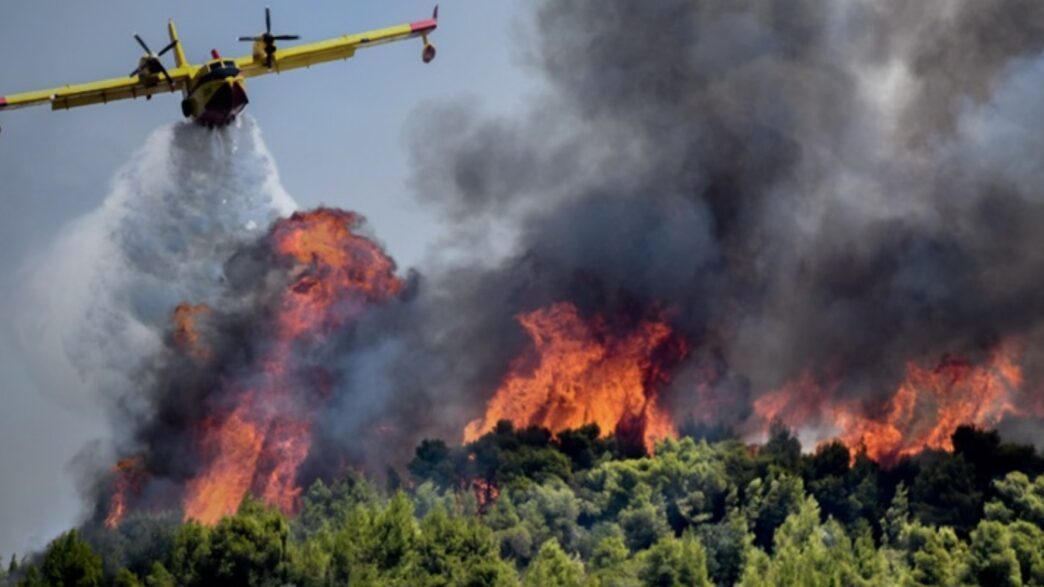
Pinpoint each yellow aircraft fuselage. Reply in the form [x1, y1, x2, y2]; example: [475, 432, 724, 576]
[182, 58, 249, 127]
[0, 8, 439, 134]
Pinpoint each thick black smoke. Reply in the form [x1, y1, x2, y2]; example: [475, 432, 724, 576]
[312, 0, 1044, 457]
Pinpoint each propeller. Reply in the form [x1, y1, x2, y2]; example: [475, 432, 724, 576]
[238, 7, 300, 67]
[130, 33, 177, 84]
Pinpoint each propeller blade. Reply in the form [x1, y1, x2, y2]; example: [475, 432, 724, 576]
[158, 64, 173, 85]
[272, 35, 299, 40]
[157, 40, 178, 57]
[129, 68, 140, 78]
[265, 7, 272, 34]
[238, 36, 259, 42]
[134, 33, 152, 55]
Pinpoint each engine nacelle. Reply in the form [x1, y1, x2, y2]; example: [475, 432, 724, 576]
[422, 42, 437, 64]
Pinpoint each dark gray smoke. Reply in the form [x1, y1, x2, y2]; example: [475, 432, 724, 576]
[311, 0, 1044, 456]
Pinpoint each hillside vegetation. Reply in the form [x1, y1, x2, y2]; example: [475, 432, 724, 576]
[5, 423, 1044, 587]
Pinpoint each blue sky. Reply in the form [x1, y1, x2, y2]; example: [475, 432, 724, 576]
[0, 0, 535, 556]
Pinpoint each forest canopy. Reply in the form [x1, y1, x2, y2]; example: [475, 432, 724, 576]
[4, 423, 1044, 587]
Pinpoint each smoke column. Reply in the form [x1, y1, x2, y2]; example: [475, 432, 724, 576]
[343, 0, 1044, 459]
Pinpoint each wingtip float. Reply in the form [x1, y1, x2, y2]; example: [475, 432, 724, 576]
[0, 6, 439, 135]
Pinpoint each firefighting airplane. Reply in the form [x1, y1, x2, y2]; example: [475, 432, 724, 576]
[0, 7, 438, 133]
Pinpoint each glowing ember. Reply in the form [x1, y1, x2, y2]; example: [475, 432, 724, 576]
[172, 303, 211, 359]
[471, 478, 500, 513]
[464, 302, 685, 452]
[754, 342, 1025, 466]
[182, 209, 401, 525]
[104, 456, 146, 528]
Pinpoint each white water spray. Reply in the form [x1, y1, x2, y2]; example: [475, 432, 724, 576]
[13, 116, 297, 417]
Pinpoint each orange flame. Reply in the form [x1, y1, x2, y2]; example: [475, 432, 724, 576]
[183, 402, 265, 524]
[104, 456, 146, 528]
[471, 478, 500, 513]
[464, 302, 684, 452]
[754, 342, 1025, 465]
[182, 209, 401, 525]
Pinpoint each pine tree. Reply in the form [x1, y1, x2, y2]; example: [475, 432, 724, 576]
[524, 539, 586, 587]
[881, 482, 909, 548]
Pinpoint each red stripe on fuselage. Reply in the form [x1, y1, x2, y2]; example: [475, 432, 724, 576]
[0, 96, 7, 108]
[410, 18, 438, 33]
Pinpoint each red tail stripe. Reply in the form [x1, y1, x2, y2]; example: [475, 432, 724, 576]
[0, 96, 7, 108]
[410, 18, 438, 33]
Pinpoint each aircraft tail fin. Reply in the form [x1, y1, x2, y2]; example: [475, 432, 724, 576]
[168, 19, 189, 69]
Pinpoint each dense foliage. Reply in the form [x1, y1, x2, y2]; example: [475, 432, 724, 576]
[5, 423, 1044, 586]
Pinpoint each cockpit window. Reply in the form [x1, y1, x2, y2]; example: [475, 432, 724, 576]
[197, 61, 241, 85]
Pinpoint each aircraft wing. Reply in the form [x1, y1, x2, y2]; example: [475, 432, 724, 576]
[0, 69, 191, 112]
[233, 13, 438, 78]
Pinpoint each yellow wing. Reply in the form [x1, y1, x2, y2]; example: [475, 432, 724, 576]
[233, 11, 438, 78]
[0, 69, 191, 112]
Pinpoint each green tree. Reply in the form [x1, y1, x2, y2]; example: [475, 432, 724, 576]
[37, 530, 103, 587]
[589, 534, 629, 571]
[637, 533, 711, 587]
[295, 474, 382, 538]
[203, 497, 290, 587]
[286, 534, 333, 587]
[900, 522, 968, 587]
[851, 522, 888, 586]
[371, 492, 419, 573]
[415, 504, 517, 587]
[759, 422, 801, 473]
[1006, 520, 1044, 585]
[513, 481, 584, 557]
[952, 426, 1044, 500]
[967, 520, 1022, 587]
[908, 453, 981, 533]
[986, 472, 1044, 527]
[113, 568, 141, 587]
[739, 497, 864, 586]
[556, 424, 610, 471]
[744, 470, 805, 551]
[409, 440, 460, 490]
[485, 493, 534, 563]
[329, 505, 381, 585]
[329, 492, 418, 585]
[144, 562, 175, 587]
[89, 511, 180, 580]
[17, 566, 44, 587]
[170, 522, 210, 586]
[695, 510, 752, 587]
[803, 443, 881, 531]
[619, 497, 670, 552]
[881, 482, 909, 548]
[524, 539, 585, 587]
